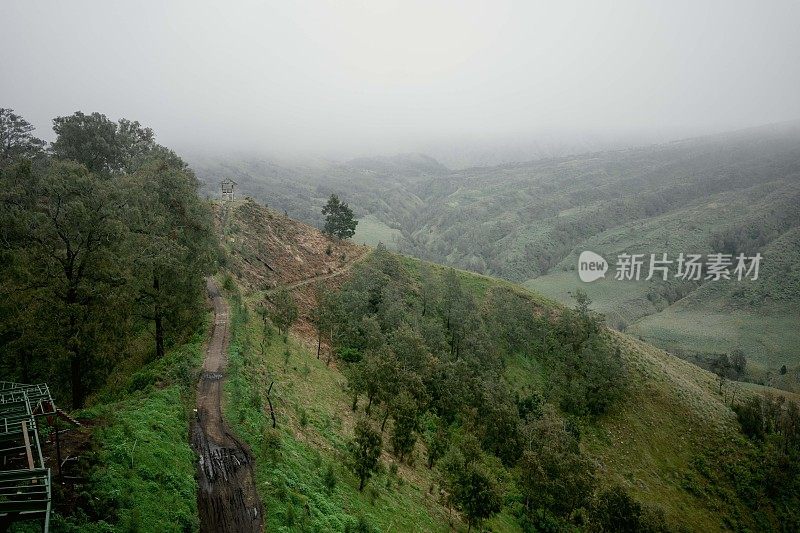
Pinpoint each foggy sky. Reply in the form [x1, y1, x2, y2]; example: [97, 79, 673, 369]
[2, 0, 799, 159]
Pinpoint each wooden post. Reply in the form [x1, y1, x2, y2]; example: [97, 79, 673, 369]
[54, 419, 63, 480]
[21, 420, 34, 470]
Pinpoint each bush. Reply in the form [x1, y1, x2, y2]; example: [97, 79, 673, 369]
[338, 346, 362, 363]
[322, 463, 337, 492]
[345, 514, 374, 533]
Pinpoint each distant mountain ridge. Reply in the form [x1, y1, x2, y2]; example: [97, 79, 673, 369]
[189, 122, 800, 385]
[344, 152, 449, 176]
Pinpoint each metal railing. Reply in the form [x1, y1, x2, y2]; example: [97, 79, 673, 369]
[0, 382, 55, 532]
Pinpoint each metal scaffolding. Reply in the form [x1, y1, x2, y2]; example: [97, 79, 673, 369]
[0, 381, 57, 532]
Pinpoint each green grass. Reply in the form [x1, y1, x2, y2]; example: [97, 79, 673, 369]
[524, 271, 654, 329]
[53, 334, 204, 532]
[354, 215, 403, 249]
[628, 303, 800, 370]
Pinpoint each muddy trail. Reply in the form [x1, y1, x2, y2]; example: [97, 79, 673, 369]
[191, 279, 263, 533]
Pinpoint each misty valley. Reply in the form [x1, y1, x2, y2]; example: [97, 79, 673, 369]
[2, 1, 800, 532]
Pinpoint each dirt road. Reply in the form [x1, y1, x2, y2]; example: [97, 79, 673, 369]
[191, 279, 263, 533]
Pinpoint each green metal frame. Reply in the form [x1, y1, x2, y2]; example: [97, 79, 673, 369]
[0, 382, 55, 532]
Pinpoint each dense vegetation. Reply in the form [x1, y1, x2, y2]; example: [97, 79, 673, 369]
[318, 246, 652, 530]
[190, 124, 800, 388]
[0, 107, 214, 531]
[219, 231, 800, 531]
[54, 334, 204, 532]
[3, 106, 798, 531]
[0, 109, 216, 407]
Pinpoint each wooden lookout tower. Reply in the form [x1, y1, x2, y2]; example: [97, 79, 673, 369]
[220, 178, 237, 201]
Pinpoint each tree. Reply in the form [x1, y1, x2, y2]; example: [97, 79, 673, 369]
[348, 344, 399, 416]
[349, 418, 382, 491]
[711, 354, 732, 394]
[322, 193, 357, 239]
[418, 263, 441, 318]
[589, 486, 668, 533]
[270, 287, 298, 337]
[124, 154, 214, 358]
[590, 486, 642, 532]
[439, 435, 503, 532]
[422, 415, 449, 469]
[311, 283, 336, 359]
[3, 160, 128, 407]
[457, 462, 503, 532]
[0, 108, 45, 165]
[51, 111, 156, 174]
[573, 289, 592, 318]
[390, 389, 420, 462]
[554, 334, 625, 417]
[730, 349, 747, 378]
[478, 379, 522, 465]
[515, 406, 596, 519]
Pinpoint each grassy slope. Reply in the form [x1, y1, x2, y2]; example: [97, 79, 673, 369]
[214, 198, 798, 531]
[53, 331, 205, 532]
[409, 259, 759, 531]
[353, 215, 402, 249]
[628, 228, 800, 373]
[526, 190, 800, 377]
[221, 248, 799, 532]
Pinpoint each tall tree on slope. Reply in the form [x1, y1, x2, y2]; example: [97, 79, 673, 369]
[322, 193, 358, 239]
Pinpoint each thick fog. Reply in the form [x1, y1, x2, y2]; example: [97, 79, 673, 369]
[2, 0, 799, 160]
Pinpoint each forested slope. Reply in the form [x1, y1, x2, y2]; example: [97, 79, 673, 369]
[218, 199, 800, 532]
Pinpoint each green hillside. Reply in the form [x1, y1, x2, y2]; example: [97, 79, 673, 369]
[216, 201, 800, 532]
[190, 123, 800, 387]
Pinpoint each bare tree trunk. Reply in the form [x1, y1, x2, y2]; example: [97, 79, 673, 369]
[70, 352, 83, 409]
[326, 326, 334, 366]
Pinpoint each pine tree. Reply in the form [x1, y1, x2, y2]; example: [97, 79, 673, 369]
[0, 108, 45, 164]
[322, 193, 358, 239]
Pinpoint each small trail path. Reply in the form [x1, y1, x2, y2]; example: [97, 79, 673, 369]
[192, 279, 263, 533]
[264, 249, 371, 296]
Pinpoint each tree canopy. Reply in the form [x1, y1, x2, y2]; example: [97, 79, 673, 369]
[322, 193, 357, 239]
[0, 108, 46, 164]
[0, 110, 215, 407]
